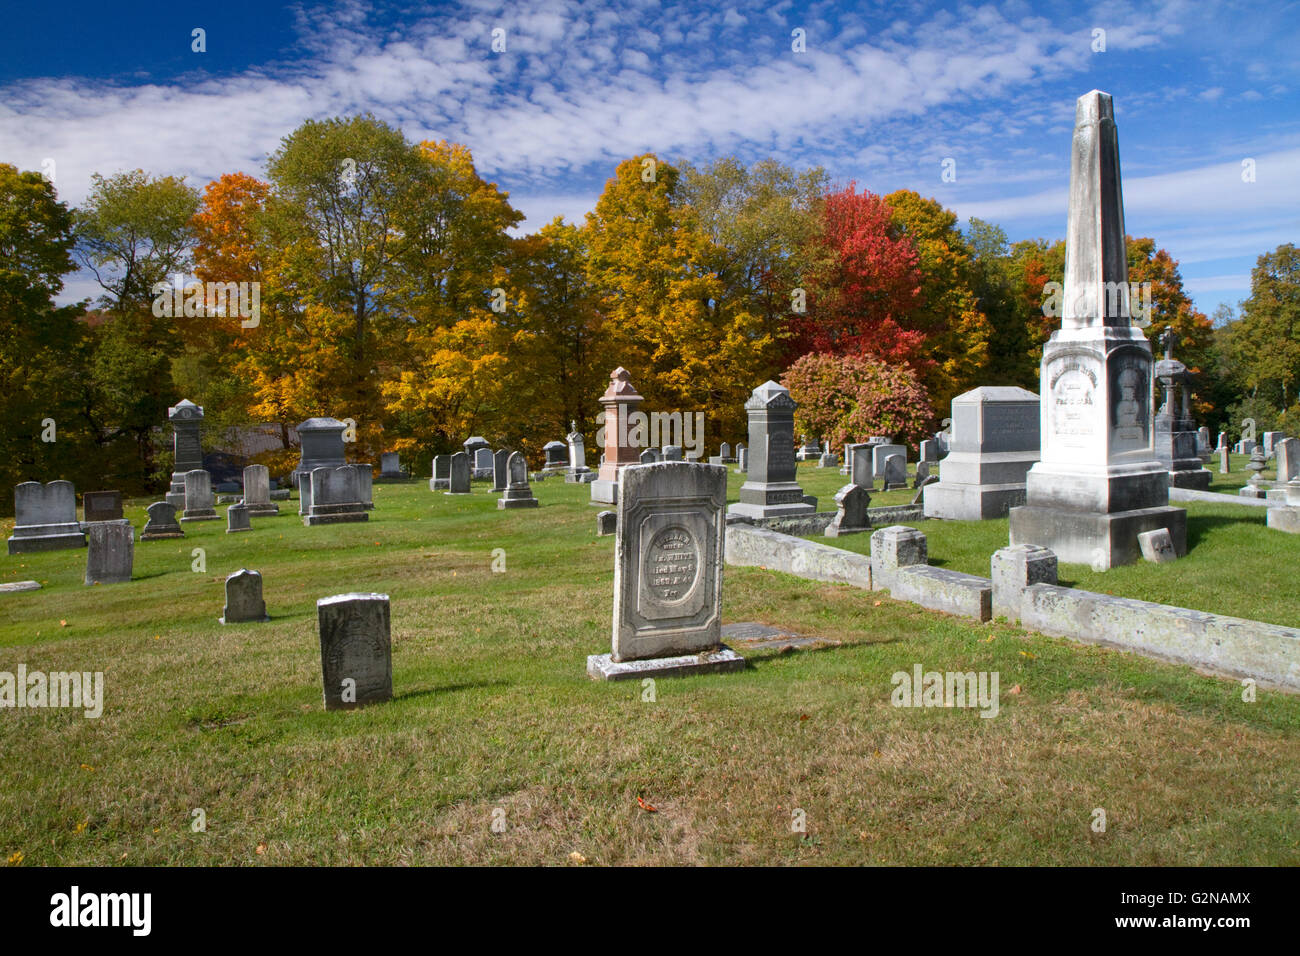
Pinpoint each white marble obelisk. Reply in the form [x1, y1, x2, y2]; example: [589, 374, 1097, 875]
[1008, 91, 1185, 569]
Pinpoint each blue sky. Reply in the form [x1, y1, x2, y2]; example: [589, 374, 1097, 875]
[1, 0, 1297, 317]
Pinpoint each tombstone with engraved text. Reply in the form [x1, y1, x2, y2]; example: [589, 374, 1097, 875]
[587, 461, 742, 681]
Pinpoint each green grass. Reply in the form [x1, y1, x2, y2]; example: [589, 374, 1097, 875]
[807, 454, 1300, 629]
[0, 464, 1297, 866]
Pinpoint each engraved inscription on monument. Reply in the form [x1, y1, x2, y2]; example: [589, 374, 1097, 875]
[646, 526, 700, 603]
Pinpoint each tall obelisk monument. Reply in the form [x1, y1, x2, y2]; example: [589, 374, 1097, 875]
[1008, 91, 1185, 569]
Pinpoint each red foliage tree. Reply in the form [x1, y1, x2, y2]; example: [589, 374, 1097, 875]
[781, 351, 933, 449]
[793, 183, 924, 364]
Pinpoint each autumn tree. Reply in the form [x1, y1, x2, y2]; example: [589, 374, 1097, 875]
[1220, 243, 1300, 430]
[795, 183, 923, 364]
[884, 190, 991, 414]
[781, 352, 932, 450]
[584, 154, 769, 442]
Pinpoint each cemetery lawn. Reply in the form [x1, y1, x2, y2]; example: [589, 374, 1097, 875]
[801, 455, 1300, 630]
[1, 470, 1298, 867]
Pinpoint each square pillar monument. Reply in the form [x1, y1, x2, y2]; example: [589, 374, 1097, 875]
[1008, 91, 1185, 569]
[591, 367, 645, 505]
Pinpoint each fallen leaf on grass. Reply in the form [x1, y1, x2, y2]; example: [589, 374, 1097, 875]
[1008, 684, 1022, 695]
[255, 843, 267, 855]
[636, 796, 657, 813]
[568, 851, 587, 865]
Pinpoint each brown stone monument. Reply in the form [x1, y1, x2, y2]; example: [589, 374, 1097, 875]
[591, 367, 645, 505]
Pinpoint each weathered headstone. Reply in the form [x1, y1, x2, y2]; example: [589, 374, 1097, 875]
[1008, 91, 1185, 568]
[596, 510, 617, 536]
[919, 439, 937, 464]
[662, 445, 683, 462]
[824, 484, 870, 538]
[849, 444, 873, 489]
[498, 452, 539, 509]
[736, 446, 748, 474]
[472, 447, 493, 480]
[302, 466, 369, 524]
[869, 443, 906, 480]
[83, 491, 123, 523]
[818, 443, 838, 468]
[1137, 528, 1177, 564]
[592, 367, 645, 505]
[430, 455, 451, 491]
[1219, 444, 1230, 474]
[588, 461, 740, 680]
[317, 593, 392, 710]
[492, 449, 510, 493]
[542, 441, 568, 473]
[141, 501, 184, 540]
[220, 569, 268, 624]
[639, 449, 658, 464]
[913, 460, 931, 488]
[1275, 438, 1299, 484]
[883, 453, 907, 491]
[167, 399, 204, 509]
[445, 452, 471, 494]
[8, 481, 86, 554]
[242, 464, 279, 516]
[1153, 331, 1211, 489]
[226, 503, 252, 533]
[293, 417, 348, 487]
[924, 386, 1041, 520]
[181, 470, 219, 522]
[84, 521, 133, 585]
[727, 381, 815, 519]
[1196, 426, 1212, 463]
[1263, 431, 1286, 457]
[353, 463, 374, 510]
[719, 442, 732, 462]
[796, 435, 821, 462]
[565, 421, 594, 483]
[379, 452, 403, 480]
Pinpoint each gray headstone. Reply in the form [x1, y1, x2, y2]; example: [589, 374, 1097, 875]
[168, 399, 204, 500]
[380, 452, 402, 477]
[226, 503, 252, 533]
[141, 501, 184, 540]
[84, 521, 133, 585]
[302, 465, 369, 525]
[498, 451, 538, 509]
[849, 444, 873, 489]
[1275, 438, 1299, 483]
[883, 453, 907, 490]
[543, 440, 568, 470]
[474, 447, 495, 479]
[351, 463, 374, 509]
[736, 446, 749, 474]
[1137, 528, 1177, 563]
[924, 386, 1040, 520]
[871, 443, 907, 479]
[919, 439, 937, 463]
[181, 470, 218, 521]
[663, 445, 683, 462]
[8, 480, 86, 554]
[596, 510, 617, 536]
[825, 484, 870, 538]
[728, 380, 814, 520]
[492, 449, 510, 492]
[639, 449, 658, 464]
[601, 461, 731, 665]
[913, 460, 931, 488]
[317, 593, 392, 711]
[430, 454, 451, 491]
[221, 569, 268, 624]
[83, 490, 123, 523]
[566, 424, 591, 477]
[242, 464, 278, 515]
[1220, 444, 1230, 474]
[446, 452, 471, 494]
[719, 442, 731, 460]
[293, 417, 348, 487]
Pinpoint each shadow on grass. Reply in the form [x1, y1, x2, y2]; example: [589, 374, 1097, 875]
[1186, 511, 1265, 549]
[393, 680, 511, 702]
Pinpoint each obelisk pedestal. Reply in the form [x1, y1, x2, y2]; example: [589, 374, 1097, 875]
[591, 367, 645, 505]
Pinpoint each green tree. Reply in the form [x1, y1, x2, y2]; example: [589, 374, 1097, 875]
[0, 164, 92, 509]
